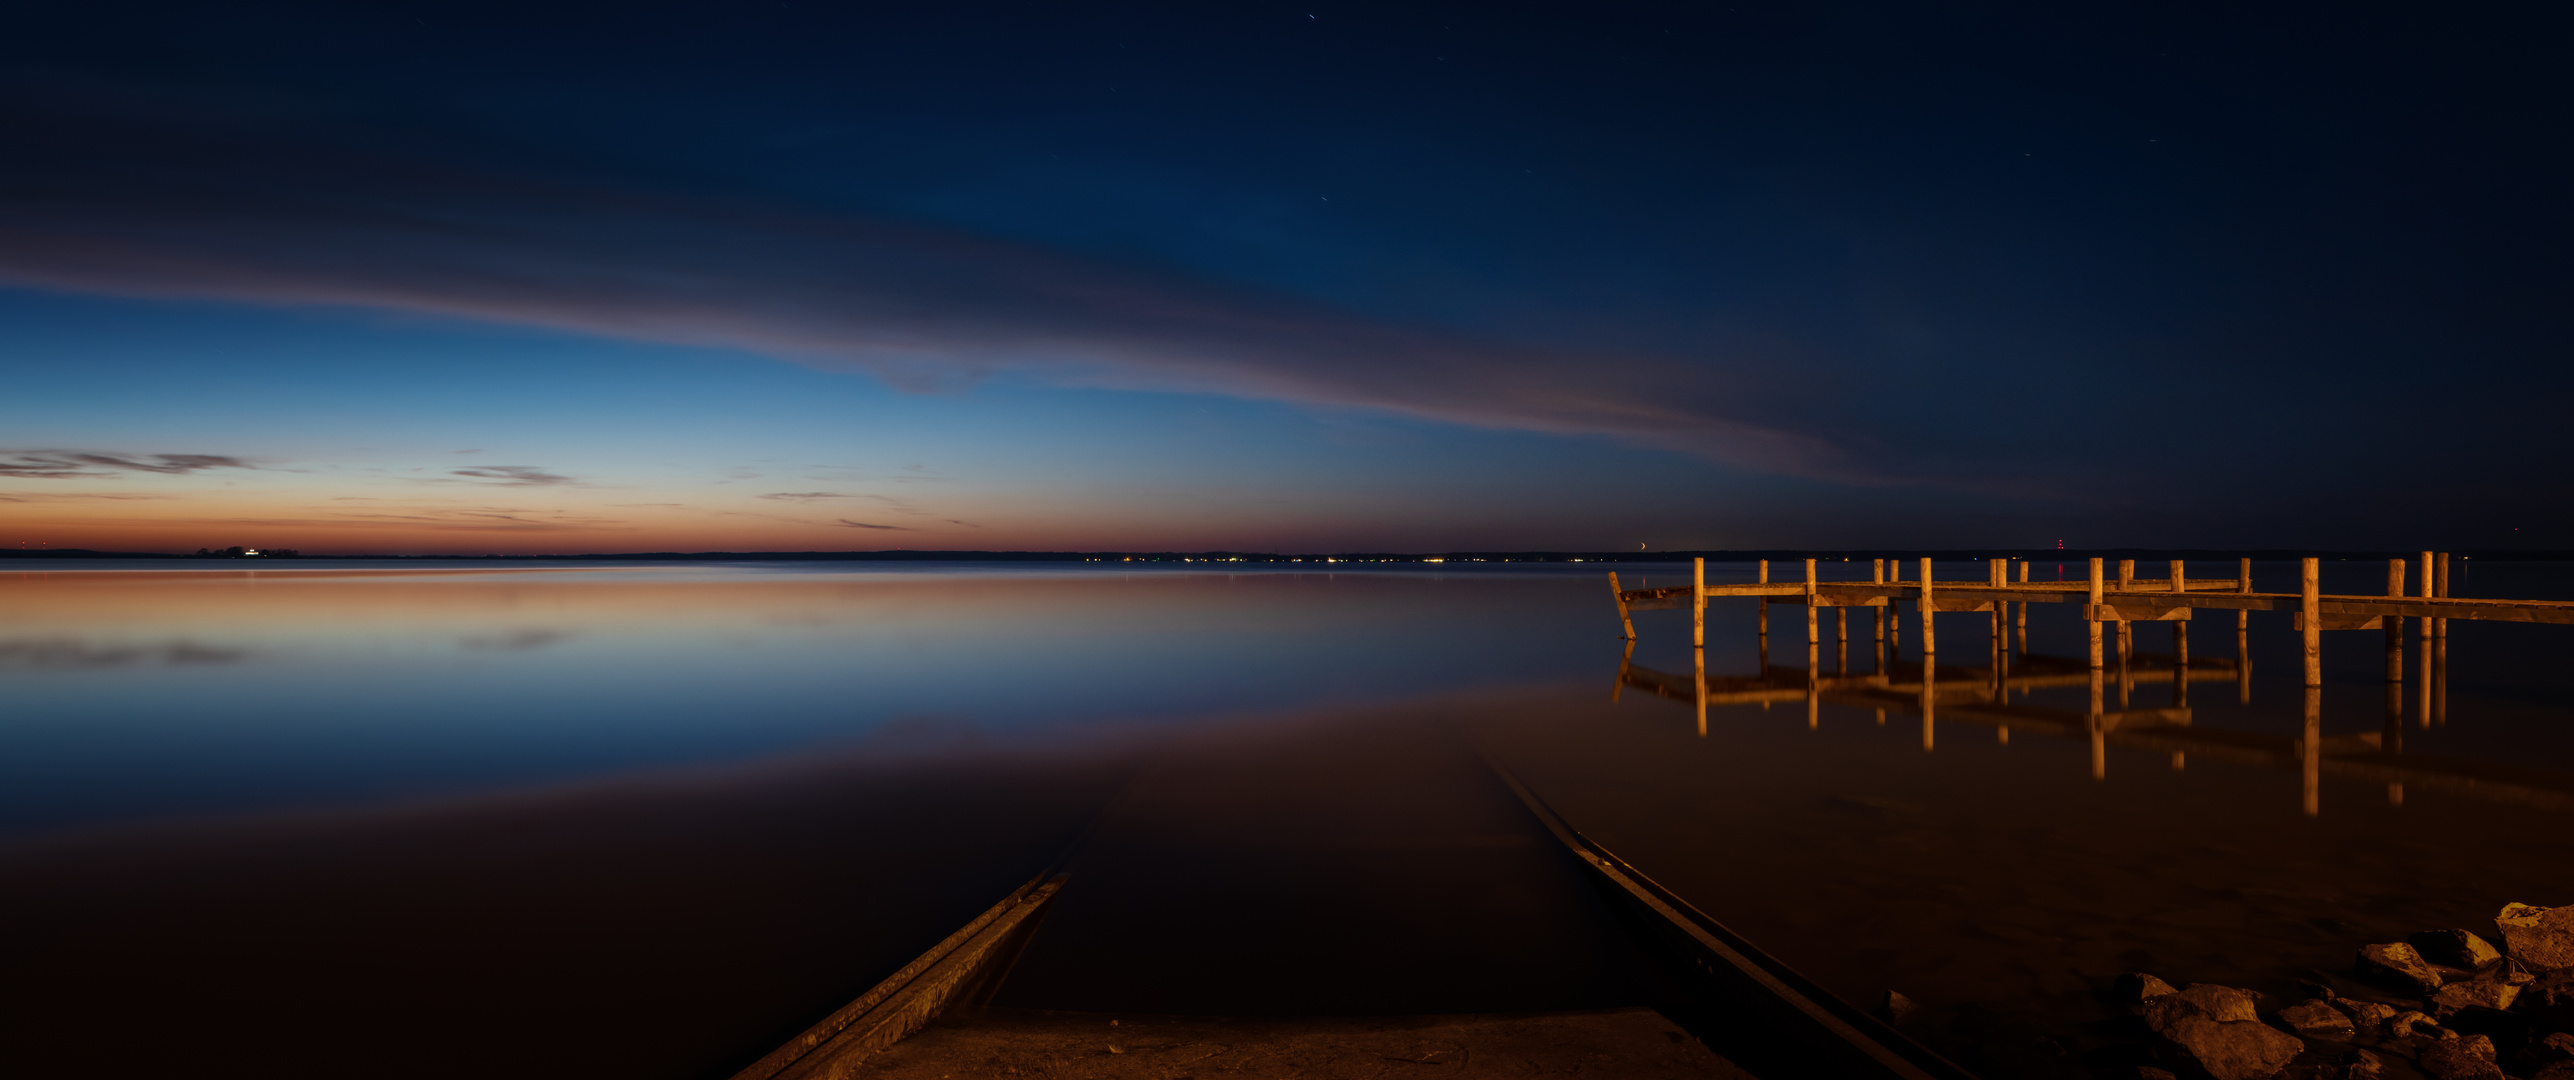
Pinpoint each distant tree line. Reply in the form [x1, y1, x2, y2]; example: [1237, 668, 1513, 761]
[195, 546, 301, 558]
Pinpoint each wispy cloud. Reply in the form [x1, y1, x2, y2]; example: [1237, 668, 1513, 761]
[446, 466, 576, 486]
[835, 519, 912, 530]
[756, 491, 850, 501]
[0, 491, 176, 502]
[0, 451, 252, 479]
[0, 77, 1855, 481]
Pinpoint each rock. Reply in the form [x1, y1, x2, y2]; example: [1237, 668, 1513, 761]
[2121, 971, 2182, 1012]
[2156, 1015, 2304, 1080]
[1881, 990, 1917, 1024]
[2535, 1064, 2574, 1080]
[2387, 1010, 2440, 1039]
[2358, 943, 2446, 995]
[2338, 1000, 2396, 1036]
[2280, 999, 2356, 1041]
[2416, 1033, 2505, 1080]
[2519, 968, 2574, 1030]
[2429, 980, 2519, 1019]
[2146, 984, 2264, 1034]
[2139, 1068, 2179, 1080]
[2517, 1031, 2574, 1068]
[2342, 1048, 2384, 1080]
[2497, 903, 2574, 972]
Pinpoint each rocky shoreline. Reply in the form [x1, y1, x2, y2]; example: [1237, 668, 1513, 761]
[2110, 902, 2574, 1080]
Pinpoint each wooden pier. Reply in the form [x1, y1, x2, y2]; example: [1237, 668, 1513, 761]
[1606, 554, 2574, 817]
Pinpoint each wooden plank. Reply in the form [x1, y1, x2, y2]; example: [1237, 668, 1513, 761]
[1609, 572, 1635, 640]
[737, 876, 1066, 1080]
[1485, 766, 1972, 1080]
[2088, 604, 2194, 622]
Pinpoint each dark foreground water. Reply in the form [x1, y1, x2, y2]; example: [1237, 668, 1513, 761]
[4, 560, 2571, 1078]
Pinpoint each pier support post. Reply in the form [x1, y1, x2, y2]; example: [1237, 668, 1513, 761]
[2087, 558, 2105, 669]
[1804, 558, 1819, 645]
[2437, 552, 2451, 641]
[2238, 557, 2252, 632]
[1886, 558, 1900, 650]
[2015, 560, 2029, 652]
[1608, 572, 1635, 641]
[1691, 558, 1704, 650]
[2302, 557, 2322, 688]
[2419, 551, 2434, 645]
[2170, 560, 2188, 668]
[1919, 557, 1936, 655]
[1756, 559, 1768, 640]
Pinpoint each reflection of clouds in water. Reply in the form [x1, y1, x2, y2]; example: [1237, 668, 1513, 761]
[458, 630, 574, 651]
[0, 639, 250, 670]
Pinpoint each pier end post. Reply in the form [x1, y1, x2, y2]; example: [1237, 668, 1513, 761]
[1691, 558, 1705, 650]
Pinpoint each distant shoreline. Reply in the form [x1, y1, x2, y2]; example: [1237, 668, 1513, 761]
[6, 548, 2568, 563]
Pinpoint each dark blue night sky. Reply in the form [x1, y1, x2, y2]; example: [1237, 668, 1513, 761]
[3, 3, 2567, 552]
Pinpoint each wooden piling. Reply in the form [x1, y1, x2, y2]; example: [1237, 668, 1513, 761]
[1608, 572, 1636, 641]
[1804, 558, 1819, 645]
[2015, 560, 2029, 652]
[1871, 558, 1886, 646]
[1918, 557, 1936, 654]
[1756, 559, 1768, 639]
[1988, 558, 2005, 653]
[1887, 558, 1901, 649]
[1691, 558, 1705, 650]
[2302, 557, 2322, 688]
[2087, 558, 2105, 669]
[2437, 552, 2451, 640]
[2118, 559, 2134, 591]
[2238, 557, 2252, 631]
[2419, 551, 2434, 643]
[2170, 560, 2187, 667]
[1920, 653, 1935, 751]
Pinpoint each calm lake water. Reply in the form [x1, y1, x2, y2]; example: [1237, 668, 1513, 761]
[5, 559, 2572, 1079]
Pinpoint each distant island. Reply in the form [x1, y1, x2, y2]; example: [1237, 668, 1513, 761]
[195, 546, 303, 559]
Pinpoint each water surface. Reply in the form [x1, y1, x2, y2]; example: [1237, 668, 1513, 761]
[6, 559, 2572, 1079]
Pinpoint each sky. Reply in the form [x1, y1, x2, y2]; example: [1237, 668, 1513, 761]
[2, 2, 2570, 554]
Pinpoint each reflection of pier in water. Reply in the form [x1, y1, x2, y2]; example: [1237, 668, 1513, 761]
[1610, 623, 2574, 819]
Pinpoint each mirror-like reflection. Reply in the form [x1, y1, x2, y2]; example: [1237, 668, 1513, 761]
[1615, 618, 2574, 817]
